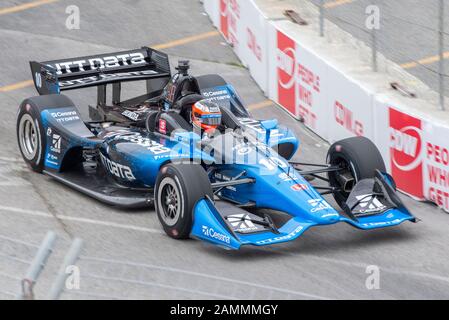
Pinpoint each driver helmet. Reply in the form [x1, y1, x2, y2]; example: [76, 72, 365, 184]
[191, 100, 222, 131]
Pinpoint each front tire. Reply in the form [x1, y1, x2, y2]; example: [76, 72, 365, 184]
[155, 163, 213, 239]
[327, 136, 386, 208]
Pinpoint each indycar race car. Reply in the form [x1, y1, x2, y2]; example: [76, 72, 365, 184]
[16, 47, 416, 250]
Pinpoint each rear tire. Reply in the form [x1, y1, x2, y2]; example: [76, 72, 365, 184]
[16, 101, 46, 173]
[327, 136, 386, 208]
[155, 163, 213, 239]
[16, 95, 76, 173]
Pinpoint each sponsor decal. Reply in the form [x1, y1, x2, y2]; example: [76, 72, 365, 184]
[49, 52, 146, 75]
[227, 214, 259, 233]
[291, 183, 308, 191]
[51, 134, 61, 154]
[355, 194, 386, 213]
[219, 0, 229, 40]
[99, 152, 136, 181]
[276, 31, 323, 127]
[214, 172, 232, 181]
[58, 70, 157, 88]
[308, 198, 332, 212]
[219, 0, 239, 46]
[389, 108, 423, 198]
[46, 153, 59, 165]
[35, 72, 42, 88]
[276, 31, 296, 115]
[258, 158, 275, 171]
[50, 110, 80, 123]
[334, 101, 363, 136]
[298, 105, 317, 130]
[247, 28, 262, 61]
[321, 213, 339, 218]
[278, 172, 297, 181]
[121, 110, 139, 121]
[258, 156, 288, 172]
[159, 119, 167, 135]
[119, 133, 171, 155]
[426, 141, 449, 211]
[298, 61, 320, 93]
[256, 225, 304, 245]
[297, 62, 320, 129]
[201, 225, 231, 244]
[202, 88, 231, 104]
[361, 219, 402, 228]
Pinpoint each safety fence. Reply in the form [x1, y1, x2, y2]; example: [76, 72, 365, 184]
[313, 0, 448, 111]
[1, 230, 317, 300]
[0, 231, 83, 300]
[203, 0, 449, 212]
[0, 233, 42, 299]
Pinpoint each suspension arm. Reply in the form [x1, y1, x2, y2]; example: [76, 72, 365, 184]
[293, 165, 342, 175]
[211, 178, 256, 190]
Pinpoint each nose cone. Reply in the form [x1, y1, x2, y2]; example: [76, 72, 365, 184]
[306, 198, 340, 224]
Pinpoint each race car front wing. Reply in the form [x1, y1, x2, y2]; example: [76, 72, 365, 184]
[190, 171, 416, 250]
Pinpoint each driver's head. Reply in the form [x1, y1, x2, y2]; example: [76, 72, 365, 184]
[192, 100, 222, 131]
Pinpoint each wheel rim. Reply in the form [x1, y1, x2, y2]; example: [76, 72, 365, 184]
[157, 177, 182, 227]
[18, 114, 39, 161]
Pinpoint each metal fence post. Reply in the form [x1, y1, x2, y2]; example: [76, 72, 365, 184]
[319, 0, 324, 37]
[48, 238, 83, 300]
[371, 27, 378, 72]
[439, 0, 445, 110]
[16, 231, 57, 300]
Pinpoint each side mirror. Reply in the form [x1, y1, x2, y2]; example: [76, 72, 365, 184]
[261, 119, 278, 131]
[261, 119, 278, 144]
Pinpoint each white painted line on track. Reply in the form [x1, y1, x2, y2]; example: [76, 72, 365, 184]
[0, 205, 161, 234]
[264, 248, 449, 286]
[0, 156, 22, 162]
[0, 181, 30, 187]
[4, 206, 448, 287]
[81, 274, 238, 300]
[57, 215, 162, 234]
[82, 256, 332, 300]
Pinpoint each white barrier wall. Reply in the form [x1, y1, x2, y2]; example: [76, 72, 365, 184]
[326, 68, 374, 143]
[203, 0, 220, 27]
[208, 0, 269, 93]
[237, 1, 269, 94]
[267, 24, 330, 140]
[374, 98, 425, 200]
[375, 98, 449, 209]
[203, 0, 449, 212]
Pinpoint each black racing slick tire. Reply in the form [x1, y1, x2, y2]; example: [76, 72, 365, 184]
[16, 100, 47, 173]
[155, 163, 213, 239]
[327, 136, 386, 208]
[16, 95, 75, 173]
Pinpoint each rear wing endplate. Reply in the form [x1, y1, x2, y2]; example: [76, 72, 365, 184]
[30, 47, 171, 95]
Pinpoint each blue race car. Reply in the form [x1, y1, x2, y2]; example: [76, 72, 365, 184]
[17, 47, 416, 250]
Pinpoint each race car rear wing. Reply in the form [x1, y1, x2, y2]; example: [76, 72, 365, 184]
[30, 47, 171, 95]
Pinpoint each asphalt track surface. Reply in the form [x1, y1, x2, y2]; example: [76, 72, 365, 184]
[0, 0, 449, 300]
